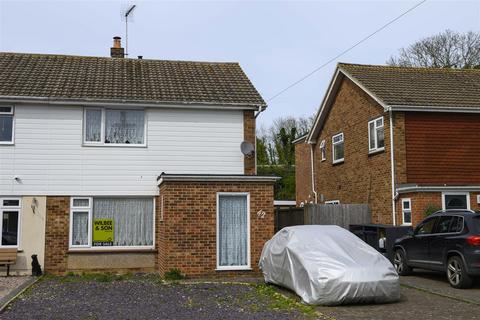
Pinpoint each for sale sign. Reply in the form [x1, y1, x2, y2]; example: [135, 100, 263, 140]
[93, 219, 114, 246]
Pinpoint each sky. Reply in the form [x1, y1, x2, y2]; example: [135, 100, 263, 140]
[0, 0, 479, 129]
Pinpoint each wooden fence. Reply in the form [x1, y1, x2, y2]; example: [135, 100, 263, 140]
[304, 204, 371, 229]
[274, 204, 371, 232]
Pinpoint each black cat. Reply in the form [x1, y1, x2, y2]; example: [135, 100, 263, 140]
[31, 254, 42, 276]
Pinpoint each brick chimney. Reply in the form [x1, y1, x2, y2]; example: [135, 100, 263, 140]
[110, 36, 124, 58]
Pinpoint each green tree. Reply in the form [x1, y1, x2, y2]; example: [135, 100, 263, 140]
[257, 116, 313, 200]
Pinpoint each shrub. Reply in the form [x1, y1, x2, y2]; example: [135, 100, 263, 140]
[424, 203, 441, 217]
[164, 268, 185, 280]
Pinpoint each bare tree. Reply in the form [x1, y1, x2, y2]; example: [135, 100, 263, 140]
[387, 30, 480, 69]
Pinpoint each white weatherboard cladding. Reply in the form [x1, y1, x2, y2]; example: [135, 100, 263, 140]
[0, 105, 245, 196]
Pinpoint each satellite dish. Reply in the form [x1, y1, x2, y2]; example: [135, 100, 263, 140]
[240, 141, 255, 156]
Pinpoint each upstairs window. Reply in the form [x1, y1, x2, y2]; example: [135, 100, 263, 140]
[332, 133, 344, 164]
[368, 117, 384, 153]
[319, 139, 326, 161]
[0, 106, 14, 144]
[84, 108, 146, 146]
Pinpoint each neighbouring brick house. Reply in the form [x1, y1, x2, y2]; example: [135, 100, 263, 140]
[0, 37, 277, 276]
[295, 63, 480, 227]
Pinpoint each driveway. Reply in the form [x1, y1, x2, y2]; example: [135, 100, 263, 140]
[1, 272, 479, 320]
[315, 270, 480, 320]
[0, 274, 319, 320]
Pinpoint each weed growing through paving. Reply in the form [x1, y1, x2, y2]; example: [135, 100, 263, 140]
[251, 284, 318, 318]
[164, 268, 185, 281]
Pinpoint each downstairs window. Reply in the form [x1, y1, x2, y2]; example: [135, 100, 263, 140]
[70, 197, 154, 249]
[0, 198, 20, 247]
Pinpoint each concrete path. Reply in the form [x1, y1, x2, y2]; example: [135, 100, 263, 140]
[0, 276, 36, 310]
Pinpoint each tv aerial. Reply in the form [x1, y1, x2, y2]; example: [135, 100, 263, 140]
[121, 4, 136, 57]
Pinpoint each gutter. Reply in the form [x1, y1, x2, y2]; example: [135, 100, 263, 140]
[396, 185, 480, 193]
[310, 144, 318, 204]
[157, 173, 280, 185]
[389, 107, 396, 226]
[389, 105, 480, 113]
[0, 95, 264, 111]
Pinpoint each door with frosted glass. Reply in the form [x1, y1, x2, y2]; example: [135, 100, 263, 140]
[217, 194, 250, 269]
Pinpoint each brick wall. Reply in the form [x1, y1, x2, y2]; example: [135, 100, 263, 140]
[396, 191, 480, 227]
[311, 77, 394, 224]
[244, 110, 256, 175]
[45, 197, 70, 273]
[295, 141, 313, 205]
[157, 181, 274, 278]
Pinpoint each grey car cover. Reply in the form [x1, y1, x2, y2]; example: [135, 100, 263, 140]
[259, 225, 400, 305]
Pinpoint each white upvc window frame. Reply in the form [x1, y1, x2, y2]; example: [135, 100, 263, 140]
[401, 198, 412, 225]
[441, 192, 471, 211]
[368, 116, 385, 153]
[332, 132, 344, 164]
[69, 197, 155, 250]
[325, 200, 340, 205]
[0, 197, 21, 248]
[83, 107, 148, 147]
[0, 105, 15, 145]
[216, 192, 251, 271]
[69, 197, 93, 248]
[319, 139, 326, 161]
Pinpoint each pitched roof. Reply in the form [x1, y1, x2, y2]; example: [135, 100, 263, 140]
[0, 52, 266, 107]
[338, 63, 480, 109]
[307, 63, 480, 143]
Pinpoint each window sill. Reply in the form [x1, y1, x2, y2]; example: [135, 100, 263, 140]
[368, 148, 385, 156]
[82, 143, 147, 148]
[0, 142, 14, 146]
[68, 248, 157, 254]
[215, 266, 252, 271]
[332, 160, 344, 166]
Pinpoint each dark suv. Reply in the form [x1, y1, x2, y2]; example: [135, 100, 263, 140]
[393, 210, 480, 288]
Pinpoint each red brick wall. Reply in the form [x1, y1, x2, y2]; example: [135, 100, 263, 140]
[45, 197, 70, 273]
[311, 78, 394, 224]
[396, 191, 480, 227]
[295, 141, 313, 205]
[405, 112, 480, 185]
[244, 110, 256, 175]
[157, 181, 274, 278]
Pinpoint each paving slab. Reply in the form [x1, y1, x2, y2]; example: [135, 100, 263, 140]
[315, 286, 480, 320]
[0, 276, 36, 309]
[399, 269, 480, 305]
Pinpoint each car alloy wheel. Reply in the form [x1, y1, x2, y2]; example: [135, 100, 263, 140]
[447, 259, 462, 286]
[394, 252, 404, 274]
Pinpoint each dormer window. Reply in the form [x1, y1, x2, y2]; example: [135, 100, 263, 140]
[84, 108, 146, 146]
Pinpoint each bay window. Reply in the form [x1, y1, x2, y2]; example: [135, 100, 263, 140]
[84, 108, 146, 146]
[0, 106, 14, 144]
[0, 198, 21, 247]
[368, 116, 385, 153]
[70, 197, 154, 249]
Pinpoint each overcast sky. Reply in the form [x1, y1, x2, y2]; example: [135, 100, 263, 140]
[1, 0, 479, 128]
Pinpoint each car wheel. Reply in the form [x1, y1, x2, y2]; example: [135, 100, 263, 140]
[393, 249, 412, 276]
[447, 256, 473, 289]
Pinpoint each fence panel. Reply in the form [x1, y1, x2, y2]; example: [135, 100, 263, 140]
[304, 204, 371, 229]
[274, 207, 304, 232]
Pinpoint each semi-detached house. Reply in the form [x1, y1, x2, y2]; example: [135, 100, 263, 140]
[0, 38, 277, 276]
[295, 63, 480, 227]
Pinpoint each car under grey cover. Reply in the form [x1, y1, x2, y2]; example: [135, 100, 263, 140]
[259, 225, 401, 305]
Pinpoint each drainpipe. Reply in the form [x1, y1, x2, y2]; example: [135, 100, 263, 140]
[254, 105, 265, 175]
[389, 108, 396, 226]
[310, 144, 318, 204]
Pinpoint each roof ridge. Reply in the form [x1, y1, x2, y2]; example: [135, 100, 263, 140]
[0, 51, 240, 65]
[338, 62, 480, 72]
